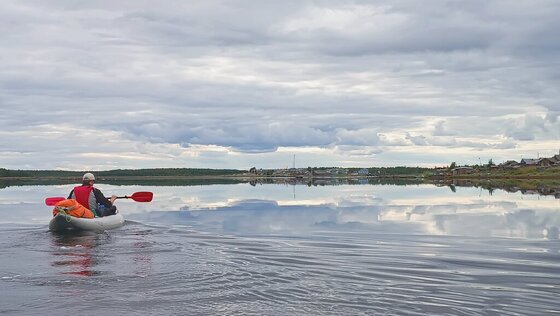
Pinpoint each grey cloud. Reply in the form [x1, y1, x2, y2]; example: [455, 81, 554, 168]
[504, 114, 556, 141]
[399, 131, 516, 150]
[277, 1, 501, 57]
[0, 0, 559, 168]
[405, 133, 427, 146]
[546, 111, 559, 123]
[335, 129, 380, 146]
[124, 120, 335, 153]
[429, 137, 457, 147]
[457, 140, 516, 150]
[123, 121, 383, 154]
[433, 121, 456, 137]
[334, 145, 383, 157]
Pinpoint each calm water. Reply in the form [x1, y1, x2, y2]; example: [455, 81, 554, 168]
[1, 183, 559, 315]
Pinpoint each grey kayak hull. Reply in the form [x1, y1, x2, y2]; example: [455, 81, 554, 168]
[49, 212, 124, 232]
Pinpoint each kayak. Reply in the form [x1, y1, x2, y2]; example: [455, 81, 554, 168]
[45, 192, 151, 232]
[49, 212, 125, 232]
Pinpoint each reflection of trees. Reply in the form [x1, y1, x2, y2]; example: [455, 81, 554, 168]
[3, 176, 558, 198]
[0, 178, 246, 188]
[1, 177, 427, 188]
[443, 179, 560, 199]
[245, 177, 426, 187]
[252, 178, 559, 198]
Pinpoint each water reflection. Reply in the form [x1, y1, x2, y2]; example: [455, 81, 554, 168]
[248, 177, 560, 199]
[543, 226, 559, 240]
[49, 232, 109, 277]
[48, 228, 156, 278]
[2, 182, 560, 316]
[442, 179, 560, 199]
[1, 181, 558, 240]
[2, 177, 559, 198]
[129, 228, 154, 278]
[131, 196, 560, 240]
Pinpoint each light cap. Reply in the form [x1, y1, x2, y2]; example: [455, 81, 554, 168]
[83, 172, 95, 181]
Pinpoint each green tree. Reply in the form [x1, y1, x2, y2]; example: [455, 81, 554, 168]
[449, 162, 456, 170]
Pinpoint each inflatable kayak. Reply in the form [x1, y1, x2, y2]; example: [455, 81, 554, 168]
[49, 212, 125, 232]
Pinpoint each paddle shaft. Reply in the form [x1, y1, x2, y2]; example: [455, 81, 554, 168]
[45, 191, 153, 206]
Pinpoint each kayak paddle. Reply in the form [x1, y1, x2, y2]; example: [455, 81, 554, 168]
[45, 191, 153, 206]
[115, 191, 153, 202]
[45, 197, 65, 206]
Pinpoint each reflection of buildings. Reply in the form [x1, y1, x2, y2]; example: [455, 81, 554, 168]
[249, 177, 425, 187]
[439, 179, 560, 199]
[250, 177, 560, 199]
[250, 167, 371, 179]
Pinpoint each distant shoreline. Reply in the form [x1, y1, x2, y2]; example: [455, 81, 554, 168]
[1, 173, 558, 198]
[1, 164, 559, 181]
[1, 173, 558, 181]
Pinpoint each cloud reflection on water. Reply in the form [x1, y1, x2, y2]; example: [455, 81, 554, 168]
[1, 183, 559, 240]
[133, 187, 560, 240]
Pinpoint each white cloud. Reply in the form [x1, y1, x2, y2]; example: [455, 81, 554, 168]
[0, 0, 559, 169]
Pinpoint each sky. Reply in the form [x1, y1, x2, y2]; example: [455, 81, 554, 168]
[1, 0, 559, 171]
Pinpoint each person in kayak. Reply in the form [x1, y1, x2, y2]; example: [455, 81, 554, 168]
[68, 173, 118, 217]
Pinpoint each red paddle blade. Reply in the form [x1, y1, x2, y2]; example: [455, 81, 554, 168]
[45, 197, 66, 206]
[129, 191, 153, 202]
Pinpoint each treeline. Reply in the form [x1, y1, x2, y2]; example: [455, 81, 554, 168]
[1, 178, 246, 189]
[366, 166, 431, 175]
[95, 168, 243, 177]
[0, 168, 243, 178]
[0, 168, 81, 178]
[1, 166, 433, 178]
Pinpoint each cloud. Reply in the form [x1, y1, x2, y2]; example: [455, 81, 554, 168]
[405, 132, 428, 146]
[0, 0, 559, 169]
[280, 3, 500, 57]
[433, 121, 455, 137]
[503, 114, 559, 141]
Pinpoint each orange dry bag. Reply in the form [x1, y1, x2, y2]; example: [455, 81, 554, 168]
[52, 199, 94, 219]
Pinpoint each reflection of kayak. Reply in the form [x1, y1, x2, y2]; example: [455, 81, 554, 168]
[49, 212, 125, 232]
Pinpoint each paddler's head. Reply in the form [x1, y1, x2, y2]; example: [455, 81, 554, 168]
[82, 172, 95, 186]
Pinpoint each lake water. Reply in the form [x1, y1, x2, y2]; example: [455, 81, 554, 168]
[1, 182, 559, 315]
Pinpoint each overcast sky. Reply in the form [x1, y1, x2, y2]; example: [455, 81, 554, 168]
[1, 0, 559, 171]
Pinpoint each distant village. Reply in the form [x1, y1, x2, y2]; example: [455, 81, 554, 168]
[248, 166, 372, 178]
[444, 153, 560, 177]
[248, 153, 560, 179]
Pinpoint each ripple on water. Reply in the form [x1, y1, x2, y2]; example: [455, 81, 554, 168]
[2, 222, 560, 315]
